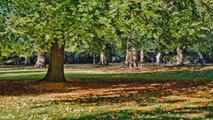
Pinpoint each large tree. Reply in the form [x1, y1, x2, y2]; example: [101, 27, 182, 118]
[1, 0, 81, 82]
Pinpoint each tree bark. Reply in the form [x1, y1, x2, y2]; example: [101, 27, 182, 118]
[140, 48, 145, 63]
[25, 57, 31, 65]
[194, 52, 206, 65]
[156, 52, 161, 64]
[125, 49, 129, 64]
[34, 53, 46, 68]
[198, 53, 206, 65]
[93, 54, 96, 64]
[42, 40, 66, 82]
[127, 48, 138, 68]
[99, 51, 107, 65]
[176, 45, 184, 65]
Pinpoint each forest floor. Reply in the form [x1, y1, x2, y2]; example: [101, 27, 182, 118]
[0, 64, 213, 119]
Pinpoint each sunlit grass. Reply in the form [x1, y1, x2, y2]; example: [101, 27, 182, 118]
[0, 69, 213, 81]
[0, 64, 213, 81]
[0, 95, 212, 120]
[0, 64, 212, 119]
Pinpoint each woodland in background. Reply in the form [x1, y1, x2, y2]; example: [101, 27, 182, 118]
[0, 0, 212, 81]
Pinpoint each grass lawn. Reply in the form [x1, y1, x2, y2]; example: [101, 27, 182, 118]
[0, 64, 212, 120]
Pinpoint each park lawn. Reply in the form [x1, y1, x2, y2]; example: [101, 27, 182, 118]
[0, 64, 213, 119]
[1, 64, 213, 81]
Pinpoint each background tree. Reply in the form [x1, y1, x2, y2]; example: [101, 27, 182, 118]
[77, 0, 116, 65]
[164, 0, 212, 65]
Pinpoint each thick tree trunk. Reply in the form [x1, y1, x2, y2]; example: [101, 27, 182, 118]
[25, 57, 31, 65]
[99, 51, 107, 65]
[34, 53, 46, 68]
[140, 48, 145, 63]
[93, 54, 96, 64]
[176, 45, 184, 65]
[42, 40, 66, 82]
[155, 52, 161, 64]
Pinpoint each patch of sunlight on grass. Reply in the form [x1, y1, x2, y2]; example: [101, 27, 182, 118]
[0, 72, 45, 77]
[0, 65, 213, 81]
[0, 72, 45, 80]
[0, 69, 46, 74]
[0, 94, 212, 120]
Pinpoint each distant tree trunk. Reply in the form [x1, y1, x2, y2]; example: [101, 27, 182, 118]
[176, 45, 184, 65]
[132, 49, 138, 67]
[140, 48, 145, 63]
[194, 52, 206, 65]
[112, 56, 116, 64]
[42, 40, 66, 82]
[155, 52, 161, 64]
[15, 57, 20, 65]
[25, 57, 31, 65]
[198, 53, 206, 65]
[125, 49, 129, 64]
[93, 54, 96, 64]
[128, 48, 138, 68]
[127, 50, 132, 67]
[99, 51, 107, 65]
[34, 53, 46, 68]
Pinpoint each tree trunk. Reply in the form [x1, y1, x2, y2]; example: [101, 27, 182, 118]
[140, 48, 145, 63]
[125, 49, 129, 64]
[132, 49, 138, 67]
[99, 51, 107, 65]
[25, 57, 31, 65]
[93, 54, 96, 64]
[198, 53, 206, 65]
[128, 48, 138, 68]
[156, 52, 161, 64]
[42, 40, 66, 82]
[176, 45, 184, 65]
[194, 52, 206, 65]
[34, 53, 46, 68]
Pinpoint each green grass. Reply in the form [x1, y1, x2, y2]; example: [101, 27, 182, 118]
[0, 65, 213, 120]
[1, 96, 212, 120]
[66, 70, 213, 81]
[0, 71, 45, 80]
[0, 69, 213, 81]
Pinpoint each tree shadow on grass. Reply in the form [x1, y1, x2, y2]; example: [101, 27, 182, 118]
[1, 78, 209, 120]
[0, 77, 212, 97]
[58, 106, 213, 120]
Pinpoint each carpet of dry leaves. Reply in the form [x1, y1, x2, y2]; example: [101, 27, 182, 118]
[0, 64, 213, 119]
[0, 79, 212, 119]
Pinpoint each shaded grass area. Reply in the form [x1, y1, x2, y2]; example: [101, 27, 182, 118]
[0, 65, 213, 119]
[0, 80, 212, 120]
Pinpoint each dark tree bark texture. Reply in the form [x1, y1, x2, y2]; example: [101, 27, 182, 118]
[42, 40, 66, 82]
